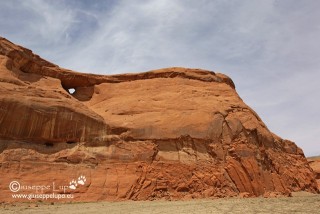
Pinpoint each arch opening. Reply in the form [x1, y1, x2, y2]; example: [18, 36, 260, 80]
[68, 88, 76, 94]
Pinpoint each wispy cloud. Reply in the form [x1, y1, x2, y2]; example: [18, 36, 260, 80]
[1, 0, 319, 156]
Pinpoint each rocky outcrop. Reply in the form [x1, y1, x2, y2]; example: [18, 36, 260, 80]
[308, 156, 320, 190]
[0, 37, 318, 202]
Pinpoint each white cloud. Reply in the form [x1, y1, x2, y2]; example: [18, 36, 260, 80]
[22, 0, 74, 43]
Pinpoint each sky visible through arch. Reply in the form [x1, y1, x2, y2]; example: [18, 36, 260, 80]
[0, 0, 319, 156]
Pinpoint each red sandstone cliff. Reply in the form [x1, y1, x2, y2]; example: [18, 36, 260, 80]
[0, 37, 318, 202]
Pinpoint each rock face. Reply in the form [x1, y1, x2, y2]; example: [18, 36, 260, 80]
[308, 156, 320, 190]
[0, 37, 318, 202]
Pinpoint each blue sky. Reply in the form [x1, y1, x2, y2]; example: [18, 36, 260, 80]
[1, 0, 319, 156]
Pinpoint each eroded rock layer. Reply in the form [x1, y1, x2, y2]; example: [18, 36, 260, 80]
[0, 37, 318, 202]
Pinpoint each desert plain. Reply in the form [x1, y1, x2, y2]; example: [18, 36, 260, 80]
[1, 192, 320, 214]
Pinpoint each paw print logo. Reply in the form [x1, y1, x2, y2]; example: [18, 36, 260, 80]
[77, 175, 86, 185]
[69, 180, 77, 190]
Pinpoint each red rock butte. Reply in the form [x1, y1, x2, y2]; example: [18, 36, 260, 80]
[0, 37, 318, 202]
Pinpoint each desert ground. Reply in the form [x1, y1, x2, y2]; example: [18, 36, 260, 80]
[1, 192, 319, 214]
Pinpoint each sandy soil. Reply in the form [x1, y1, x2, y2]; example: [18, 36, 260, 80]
[1, 193, 319, 214]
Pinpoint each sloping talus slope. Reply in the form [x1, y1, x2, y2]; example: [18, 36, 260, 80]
[0, 37, 318, 202]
